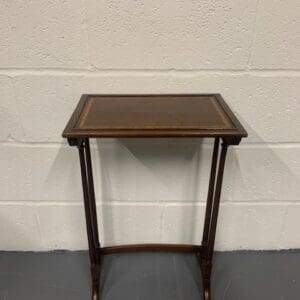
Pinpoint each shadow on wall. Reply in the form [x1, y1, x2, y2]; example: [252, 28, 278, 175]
[44, 143, 82, 202]
[221, 114, 300, 203]
[215, 115, 300, 249]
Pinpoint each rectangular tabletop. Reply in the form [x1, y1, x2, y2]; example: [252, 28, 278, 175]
[62, 94, 247, 140]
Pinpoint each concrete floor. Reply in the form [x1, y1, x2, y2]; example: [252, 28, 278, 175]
[0, 250, 299, 300]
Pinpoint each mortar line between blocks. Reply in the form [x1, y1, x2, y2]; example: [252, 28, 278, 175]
[0, 68, 300, 77]
[1, 200, 300, 206]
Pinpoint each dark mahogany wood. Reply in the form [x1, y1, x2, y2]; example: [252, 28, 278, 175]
[100, 244, 202, 255]
[78, 140, 100, 300]
[63, 94, 247, 142]
[84, 138, 101, 262]
[202, 138, 220, 247]
[200, 141, 229, 300]
[62, 94, 247, 300]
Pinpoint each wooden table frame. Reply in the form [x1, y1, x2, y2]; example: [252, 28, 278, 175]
[62, 94, 247, 300]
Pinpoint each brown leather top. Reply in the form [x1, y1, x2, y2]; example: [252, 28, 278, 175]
[62, 94, 247, 141]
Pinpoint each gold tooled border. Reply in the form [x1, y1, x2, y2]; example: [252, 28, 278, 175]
[77, 96, 234, 130]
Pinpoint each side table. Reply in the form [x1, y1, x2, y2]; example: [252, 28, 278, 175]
[62, 94, 247, 300]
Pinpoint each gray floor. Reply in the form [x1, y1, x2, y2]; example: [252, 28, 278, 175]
[0, 251, 299, 300]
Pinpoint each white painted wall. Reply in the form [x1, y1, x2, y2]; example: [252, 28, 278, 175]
[0, 0, 299, 251]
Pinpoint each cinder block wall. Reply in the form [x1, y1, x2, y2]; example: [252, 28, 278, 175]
[0, 1, 299, 251]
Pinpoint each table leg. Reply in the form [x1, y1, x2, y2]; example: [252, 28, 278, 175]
[85, 139, 101, 260]
[201, 140, 228, 300]
[202, 138, 220, 248]
[78, 139, 101, 300]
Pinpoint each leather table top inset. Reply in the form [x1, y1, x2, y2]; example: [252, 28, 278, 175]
[62, 94, 247, 139]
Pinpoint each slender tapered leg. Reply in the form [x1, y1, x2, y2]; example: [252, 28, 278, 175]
[207, 142, 228, 259]
[85, 139, 101, 258]
[201, 141, 228, 300]
[202, 138, 220, 248]
[78, 139, 100, 300]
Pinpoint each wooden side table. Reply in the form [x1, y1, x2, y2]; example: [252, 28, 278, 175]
[62, 94, 247, 300]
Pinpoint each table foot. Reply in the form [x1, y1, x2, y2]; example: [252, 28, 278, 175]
[92, 283, 99, 300]
[199, 256, 212, 300]
[204, 283, 211, 300]
[91, 263, 101, 300]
